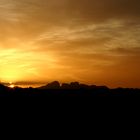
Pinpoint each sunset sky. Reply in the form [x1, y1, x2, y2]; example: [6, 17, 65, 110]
[0, 0, 140, 88]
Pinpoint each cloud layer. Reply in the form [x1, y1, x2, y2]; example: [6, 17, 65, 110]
[0, 0, 140, 87]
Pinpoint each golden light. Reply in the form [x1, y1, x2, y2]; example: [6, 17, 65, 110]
[0, 69, 21, 83]
[9, 84, 15, 88]
[0, 46, 58, 83]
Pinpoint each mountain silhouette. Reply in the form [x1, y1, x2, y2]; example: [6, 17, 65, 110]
[39, 81, 109, 90]
[0, 81, 140, 96]
[39, 81, 60, 89]
[0, 84, 7, 91]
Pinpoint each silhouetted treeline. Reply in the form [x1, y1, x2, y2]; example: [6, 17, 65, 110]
[0, 81, 140, 96]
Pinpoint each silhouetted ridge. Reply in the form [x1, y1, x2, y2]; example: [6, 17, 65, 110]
[39, 81, 60, 89]
[39, 81, 109, 90]
[0, 84, 7, 90]
[0, 81, 140, 96]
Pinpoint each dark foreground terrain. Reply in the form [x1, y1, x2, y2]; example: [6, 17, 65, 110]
[0, 81, 140, 96]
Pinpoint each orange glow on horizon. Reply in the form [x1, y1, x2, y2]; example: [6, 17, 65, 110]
[9, 83, 15, 88]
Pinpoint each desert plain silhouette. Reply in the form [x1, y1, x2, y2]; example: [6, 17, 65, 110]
[0, 81, 140, 96]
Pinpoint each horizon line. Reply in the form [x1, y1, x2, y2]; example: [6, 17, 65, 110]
[0, 80, 140, 89]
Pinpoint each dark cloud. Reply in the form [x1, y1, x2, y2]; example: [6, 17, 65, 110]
[67, 0, 140, 20]
[1, 0, 140, 25]
[13, 0, 140, 25]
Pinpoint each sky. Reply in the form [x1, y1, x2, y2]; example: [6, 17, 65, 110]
[0, 0, 140, 88]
